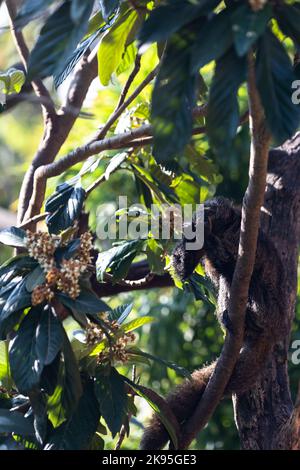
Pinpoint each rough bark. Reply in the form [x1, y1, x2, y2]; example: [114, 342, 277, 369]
[233, 133, 300, 450]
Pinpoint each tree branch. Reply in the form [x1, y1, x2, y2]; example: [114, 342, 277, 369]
[5, 0, 56, 120]
[19, 52, 98, 225]
[24, 119, 209, 222]
[117, 53, 141, 109]
[94, 65, 159, 141]
[178, 52, 271, 449]
[91, 260, 173, 297]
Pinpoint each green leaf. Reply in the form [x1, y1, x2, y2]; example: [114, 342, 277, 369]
[138, 0, 219, 46]
[190, 9, 233, 73]
[40, 352, 61, 396]
[230, 3, 271, 57]
[9, 307, 43, 393]
[256, 30, 300, 144]
[15, 0, 57, 28]
[206, 48, 246, 153]
[60, 330, 83, 416]
[105, 152, 127, 180]
[36, 305, 63, 366]
[108, 303, 133, 324]
[151, 30, 197, 164]
[99, 0, 120, 21]
[121, 316, 155, 333]
[27, 1, 94, 80]
[0, 341, 12, 390]
[185, 272, 215, 308]
[1, 277, 32, 322]
[0, 255, 37, 287]
[146, 239, 165, 275]
[127, 347, 191, 379]
[44, 378, 100, 450]
[29, 390, 47, 445]
[25, 266, 45, 292]
[116, 43, 137, 75]
[94, 367, 127, 438]
[0, 409, 35, 436]
[96, 239, 145, 282]
[275, 3, 300, 48]
[98, 9, 138, 86]
[0, 226, 27, 248]
[70, 0, 94, 24]
[0, 68, 25, 95]
[45, 183, 86, 234]
[124, 377, 179, 449]
[58, 289, 110, 315]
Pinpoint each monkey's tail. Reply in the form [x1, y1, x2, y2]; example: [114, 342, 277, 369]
[140, 337, 272, 450]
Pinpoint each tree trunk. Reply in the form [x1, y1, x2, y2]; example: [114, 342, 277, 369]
[233, 133, 300, 449]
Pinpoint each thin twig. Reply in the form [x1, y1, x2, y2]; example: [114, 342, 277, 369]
[117, 54, 141, 109]
[5, 0, 56, 120]
[18, 212, 49, 230]
[94, 66, 159, 141]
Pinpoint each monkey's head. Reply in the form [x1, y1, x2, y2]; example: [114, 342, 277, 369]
[203, 197, 239, 237]
[172, 197, 239, 280]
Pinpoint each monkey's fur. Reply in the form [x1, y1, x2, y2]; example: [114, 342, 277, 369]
[141, 197, 286, 450]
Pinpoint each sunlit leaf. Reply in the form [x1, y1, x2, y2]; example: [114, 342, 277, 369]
[98, 9, 138, 85]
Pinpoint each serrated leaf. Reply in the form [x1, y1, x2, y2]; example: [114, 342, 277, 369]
[44, 378, 100, 450]
[138, 0, 219, 46]
[94, 367, 127, 438]
[206, 47, 246, 153]
[230, 3, 271, 57]
[121, 316, 154, 333]
[98, 9, 138, 85]
[256, 30, 300, 144]
[96, 239, 145, 282]
[0, 409, 35, 436]
[0, 226, 26, 248]
[27, 1, 94, 80]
